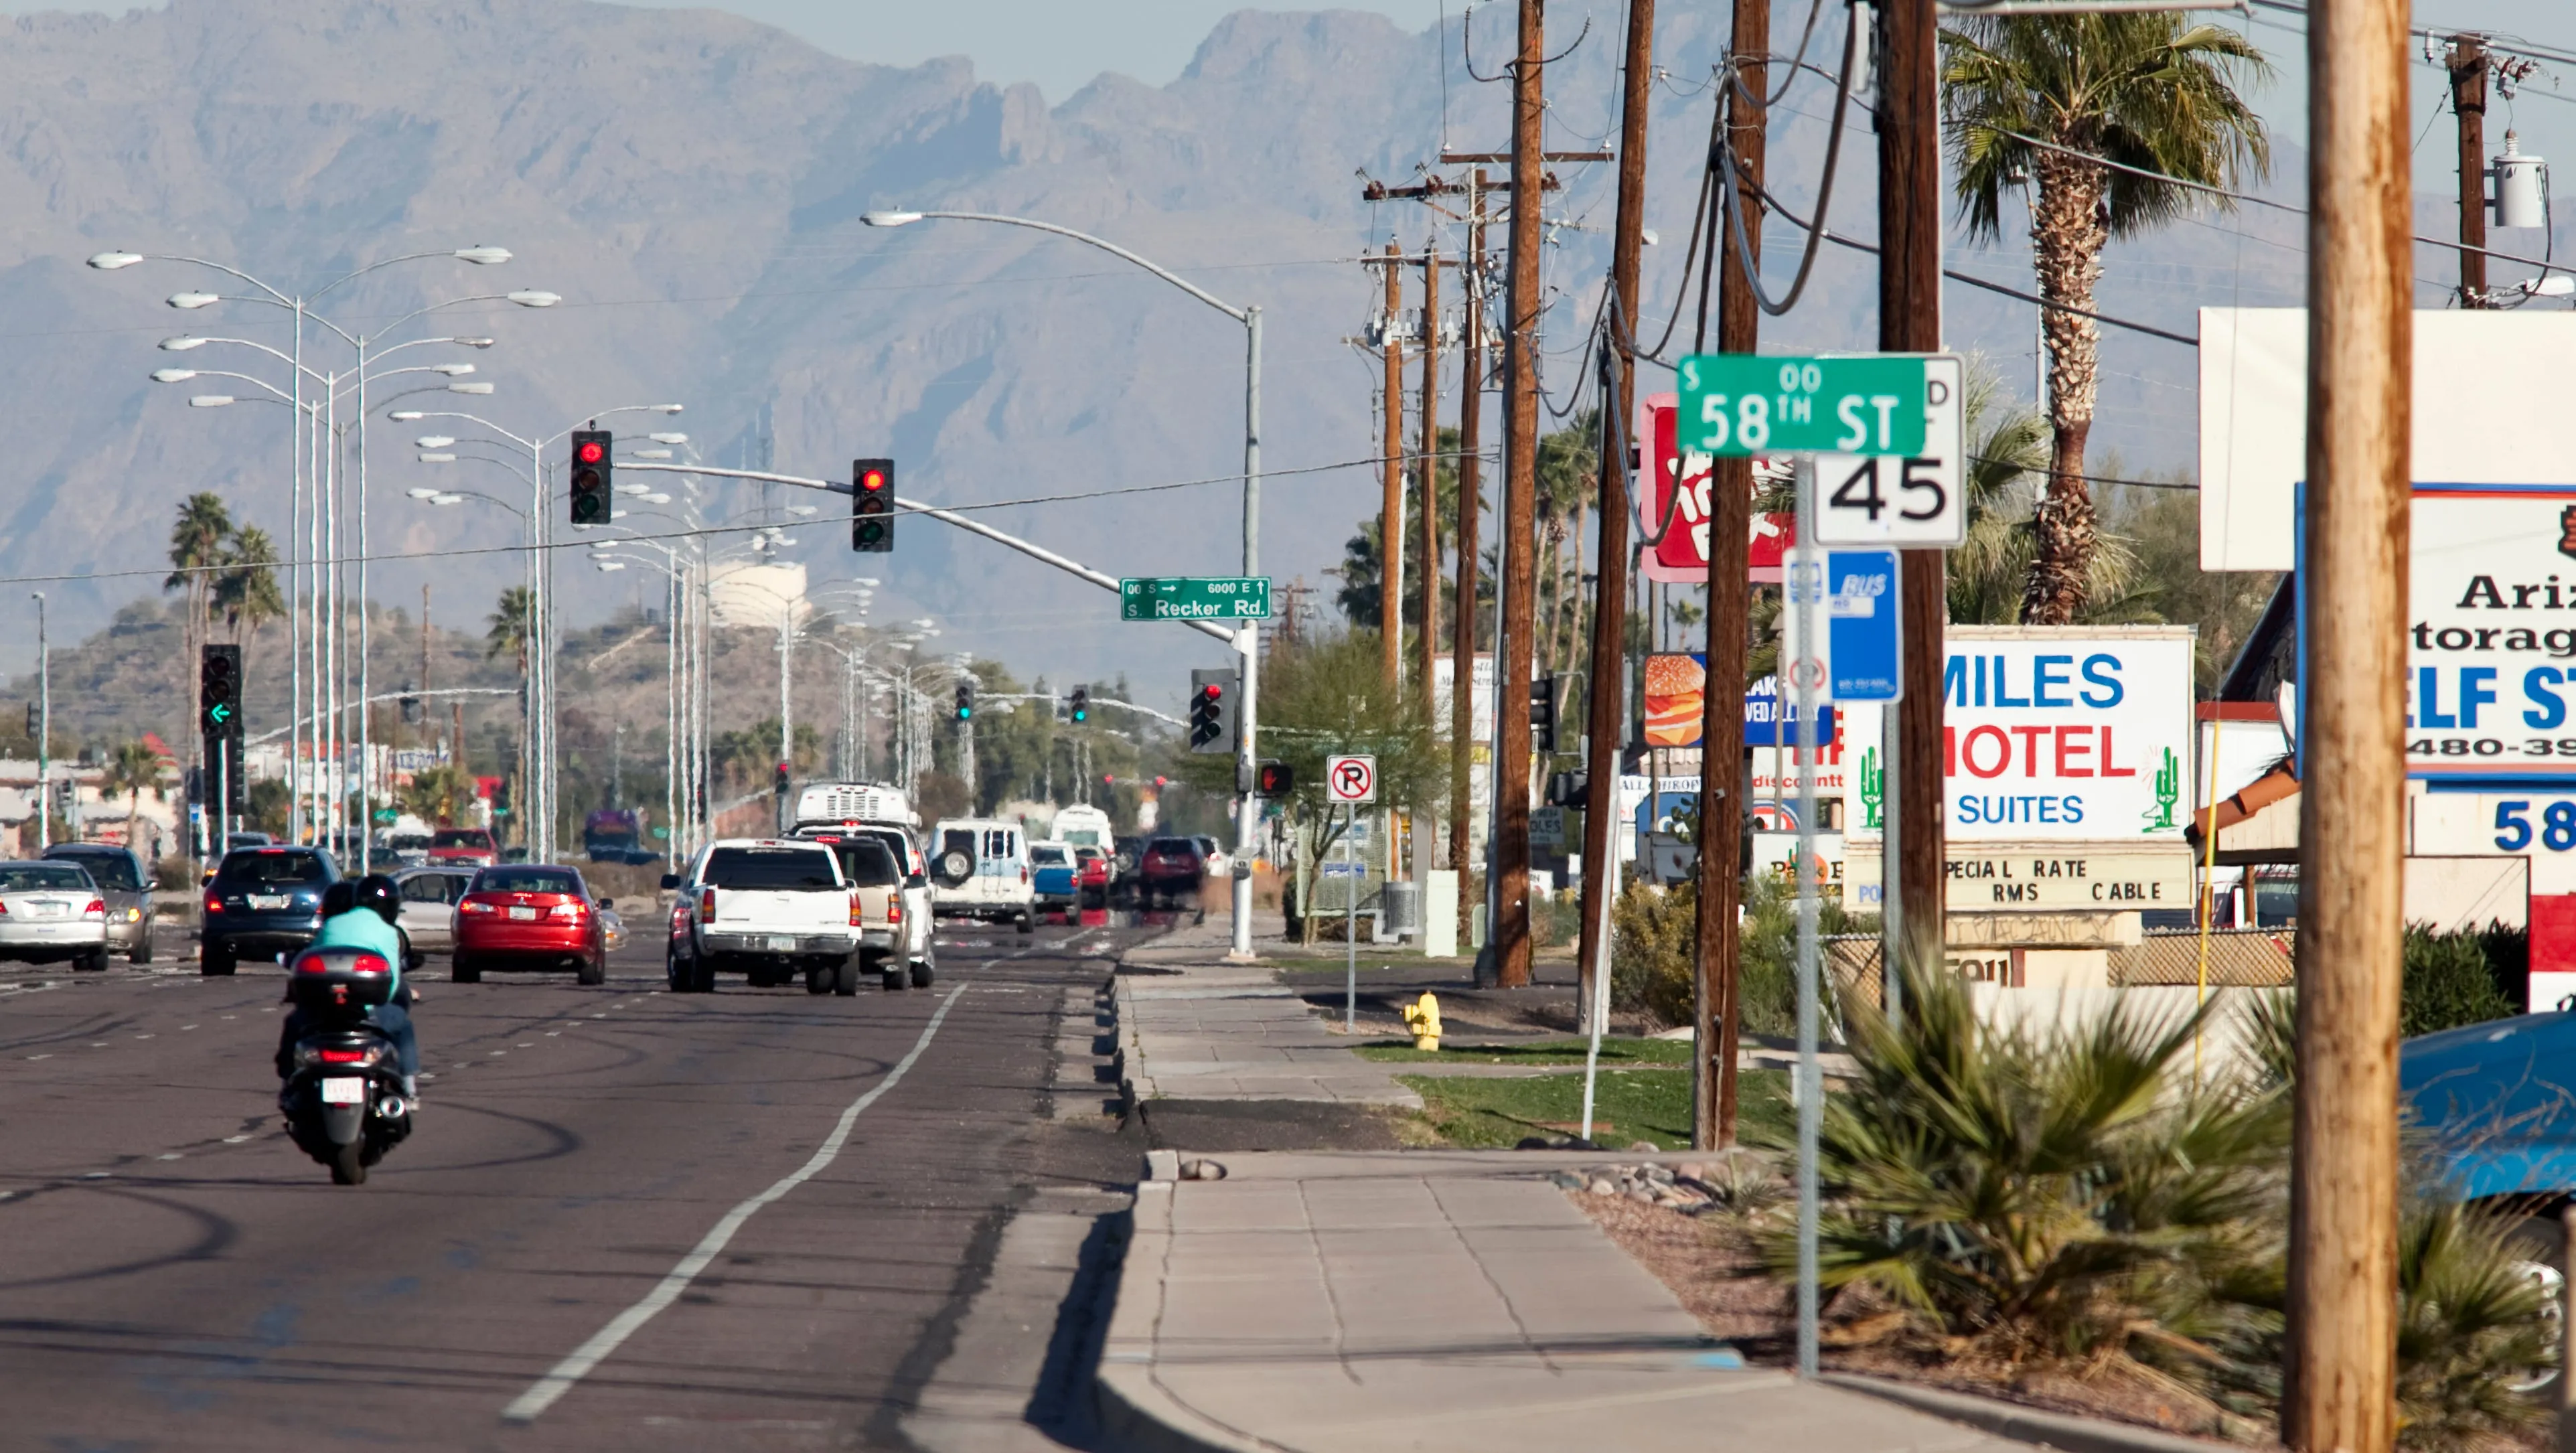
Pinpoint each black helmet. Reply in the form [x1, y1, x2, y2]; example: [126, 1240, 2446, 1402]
[354, 874, 401, 926]
[321, 881, 358, 917]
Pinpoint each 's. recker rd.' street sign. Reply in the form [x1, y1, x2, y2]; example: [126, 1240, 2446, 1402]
[1677, 354, 1930, 459]
[1120, 576, 1274, 621]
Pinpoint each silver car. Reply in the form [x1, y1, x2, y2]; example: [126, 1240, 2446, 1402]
[0, 860, 109, 970]
[393, 866, 477, 953]
[42, 844, 154, 964]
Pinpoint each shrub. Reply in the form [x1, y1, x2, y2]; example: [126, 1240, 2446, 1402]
[2402, 925, 2518, 1039]
[1772, 958, 2289, 1383]
[1608, 871, 1872, 1035]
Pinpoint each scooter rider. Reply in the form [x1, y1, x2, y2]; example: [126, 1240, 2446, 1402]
[275, 874, 419, 1098]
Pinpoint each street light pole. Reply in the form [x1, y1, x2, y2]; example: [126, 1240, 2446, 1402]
[861, 208, 1266, 957]
[33, 593, 48, 852]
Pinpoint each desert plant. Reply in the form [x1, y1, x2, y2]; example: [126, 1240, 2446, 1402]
[2393, 1201, 2557, 1450]
[2402, 924, 2519, 1039]
[1774, 957, 2289, 1382]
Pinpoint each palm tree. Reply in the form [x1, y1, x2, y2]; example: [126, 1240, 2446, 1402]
[401, 763, 477, 826]
[1943, 15, 2268, 623]
[487, 586, 534, 846]
[213, 526, 287, 651]
[98, 740, 165, 857]
[164, 493, 234, 789]
[1533, 411, 1597, 676]
[1947, 366, 2147, 625]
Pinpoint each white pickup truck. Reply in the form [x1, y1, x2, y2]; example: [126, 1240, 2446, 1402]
[662, 838, 893, 996]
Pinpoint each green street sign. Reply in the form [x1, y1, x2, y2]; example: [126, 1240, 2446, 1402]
[1120, 576, 1272, 622]
[1677, 354, 1929, 457]
[373, 809, 397, 824]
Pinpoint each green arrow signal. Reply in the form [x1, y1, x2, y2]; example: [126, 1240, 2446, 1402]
[208, 703, 232, 724]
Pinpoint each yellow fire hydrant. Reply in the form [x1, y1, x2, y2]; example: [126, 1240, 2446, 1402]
[1402, 991, 1442, 1052]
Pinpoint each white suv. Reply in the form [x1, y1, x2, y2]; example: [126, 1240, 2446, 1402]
[927, 818, 1035, 933]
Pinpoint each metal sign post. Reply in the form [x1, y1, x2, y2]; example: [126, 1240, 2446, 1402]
[1790, 459, 1825, 1379]
[1343, 804, 1358, 1034]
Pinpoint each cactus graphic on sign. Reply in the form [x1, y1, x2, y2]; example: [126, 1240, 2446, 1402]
[2142, 748, 2182, 832]
[1857, 746, 1884, 830]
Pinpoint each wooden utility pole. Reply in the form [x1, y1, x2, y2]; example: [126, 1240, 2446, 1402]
[1492, 0, 1545, 988]
[1418, 246, 1443, 704]
[1879, 0, 1945, 969]
[2286, 1, 2410, 1448]
[1578, 0, 1655, 1028]
[1691, 0, 1764, 1149]
[1379, 238, 1408, 686]
[1453, 175, 1489, 885]
[2451, 34, 2490, 307]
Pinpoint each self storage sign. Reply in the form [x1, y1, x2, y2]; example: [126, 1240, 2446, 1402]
[2402, 484, 2576, 785]
[1841, 628, 2194, 842]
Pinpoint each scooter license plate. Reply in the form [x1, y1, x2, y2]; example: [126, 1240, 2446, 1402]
[767, 935, 796, 952]
[320, 1077, 366, 1105]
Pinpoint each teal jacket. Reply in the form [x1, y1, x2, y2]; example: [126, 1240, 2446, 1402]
[313, 908, 404, 1003]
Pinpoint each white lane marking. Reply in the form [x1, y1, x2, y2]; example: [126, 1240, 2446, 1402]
[222, 1135, 253, 1144]
[24, 1055, 48, 1061]
[503, 983, 970, 1424]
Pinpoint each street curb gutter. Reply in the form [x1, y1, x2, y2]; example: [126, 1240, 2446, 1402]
[1092, 1169, 1283, 1453]
[1819, 1373, 2251, 1453]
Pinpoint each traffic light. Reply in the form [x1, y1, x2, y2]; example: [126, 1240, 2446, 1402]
[1256, 761, 1293, 795]
[1545, 769, 1590, 808]
[1188, 668, 1237, 755]
[1069, 685, 1089, 724]
[774, 762, 791, 797]
[954, 681, 975, 722]
[398, 679, 423, 724]
[200, 643, 244, 812]
[1529, 674, 1559, 754]
[569, 429, 613, 526]
[852, 457, 893, 552]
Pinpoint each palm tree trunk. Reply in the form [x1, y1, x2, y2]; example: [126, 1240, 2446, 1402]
[2020, 148, 2109, 626]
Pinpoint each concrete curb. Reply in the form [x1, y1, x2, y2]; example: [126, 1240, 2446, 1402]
[1092, 1179, 1286, 1453]
[1818, 1373, 2254, 1453]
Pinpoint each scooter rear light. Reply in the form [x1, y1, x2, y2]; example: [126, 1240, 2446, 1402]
[319, 1048, 369, 1063]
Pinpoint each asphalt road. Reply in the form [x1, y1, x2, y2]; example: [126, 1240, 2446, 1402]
[0, 911, 1156, 1452]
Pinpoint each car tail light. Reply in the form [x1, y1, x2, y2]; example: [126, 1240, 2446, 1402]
[200, 895, 218, 915]
[459, 896, 496, 915]
[82, 899, 104, 918]
[849, 891, 865, 927]
[701, 887, 717, 922]
[1020, 866, 1029, 885]
[887, 898, 901, 925]
[550, 901, 587, 921]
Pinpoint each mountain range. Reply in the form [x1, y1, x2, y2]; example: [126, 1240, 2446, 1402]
[0, 0, 2469, 733]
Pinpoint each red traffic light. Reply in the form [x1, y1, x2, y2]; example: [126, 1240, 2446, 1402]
[577, 439, 607, 465]
[1154, 776, 1167, 788]
[1199, 684, 1223, 700]
[859, 468, 887, 492]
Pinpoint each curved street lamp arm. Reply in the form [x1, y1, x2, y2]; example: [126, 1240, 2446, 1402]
[906, 212, 1248, 321]
[392, 410, 535, 451]
[125, 254, 299, 308]
[309, 250, 493, 306]
[165, 369, 299, 405]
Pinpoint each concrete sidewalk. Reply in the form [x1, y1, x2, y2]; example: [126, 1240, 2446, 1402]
[1117, 911, 1422, 1109]
[1096, 1150, 2046, 1453]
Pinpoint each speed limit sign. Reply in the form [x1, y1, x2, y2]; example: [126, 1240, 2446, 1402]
[1326, 755, 1377, 804]
[1809, 354, 1965, 548]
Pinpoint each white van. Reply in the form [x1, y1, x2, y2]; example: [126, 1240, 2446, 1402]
[1051, 804, 1114, 854]
[791, 781, 936, 986]
[927, 818, 1035, 933]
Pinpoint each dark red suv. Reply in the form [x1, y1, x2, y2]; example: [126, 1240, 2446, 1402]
[1136, 837, 1206, 909]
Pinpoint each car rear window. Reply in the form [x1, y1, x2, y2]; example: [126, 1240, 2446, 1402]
[1031, 846, 1068, 865]
[0, 864, 92, 893]
[473, 869, 585, 896]
[1148, 838, 1196, 855]
[218, 851, 329, 886]
[827, 838, 901, 889]
[704, 846, 841, 891]
[399, 873, 466, 904]
[48, 851, 139, 891]
[432, 830, 493, 848]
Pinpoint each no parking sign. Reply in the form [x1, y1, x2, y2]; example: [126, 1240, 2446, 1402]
[1327, 755, 1377, 805]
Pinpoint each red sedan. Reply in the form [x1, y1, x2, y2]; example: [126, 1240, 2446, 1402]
[451, 865, 607, 985]
[1073, 846, 1111, 908]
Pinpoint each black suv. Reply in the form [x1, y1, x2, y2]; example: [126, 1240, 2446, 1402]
[202, 847, 341, 976]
